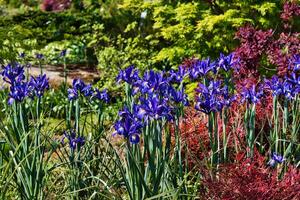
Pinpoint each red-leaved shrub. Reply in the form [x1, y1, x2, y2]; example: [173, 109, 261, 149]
[202, 151, 300, 200]
[41, 0, 71, 12]
[234, 1, 300, 78]
[281, 0, 300, 29]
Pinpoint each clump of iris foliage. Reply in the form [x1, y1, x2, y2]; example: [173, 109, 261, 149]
[0, 50, 300, 199]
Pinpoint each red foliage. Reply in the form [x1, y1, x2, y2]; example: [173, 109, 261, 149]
[234, 25, 273, 80]
[255, 94, 273, 129]
[176, 108, 209, 166]
[202, 151, 300, 200]
[41, 0, 71, 12]
[267, 32, 300, 76]
[281, 0, 300, 29]
[181, 57, 199, 70]
[178, 106, 247, 167]
[234, 2, 300, 78]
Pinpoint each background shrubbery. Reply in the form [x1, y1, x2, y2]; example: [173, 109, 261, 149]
[0, 0, 293, 91]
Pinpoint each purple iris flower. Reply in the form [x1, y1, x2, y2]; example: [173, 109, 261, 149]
[265, 74, 300, 99]
[35, 53, 44, 60]
[1, 64, 25, 85]
[195, 80, 234, 114]
[62, 130, 85, 150]
[196, 81, 223, 96]
[168, 65, 188, 83]
[217, 53, 235, 72]
[284, 73, 300, 98]
[210, 61, 218, 74]
[282, 81, 298, 100]
[113, 106, 144, 144]
[139, 94, 173, 121]
[241, 85, 264, 104]
[118, 104, 146, 120]
[113, 120, 141, 144]
[28, 74, 49, 98]
[60, 49, 67, 57]
[168, 86, 189, 106]
[188, 63, 200, 80]
[116, 65, 140, 84]
[195, 95, 221, 114]
[82, 84, 94, 97]
[189, 58, 212, 79]
[222, 86, 236, 107]
[287, 73, 300, 86]
[68, 88, 78, 100]
[67, 79, 94, 100]
[118, 105, 138, 119]
[93, 89, 109, 103]
[73, 79, 86, 91]
[265, 76, 283, 96]
[137, 70, 169, 96]
[268, 152, 284, 167]
[8, 82, 29, 105]
[129, 134, 140, 144]
[290, 54, 300, 71]
[198, 58, 212, 76]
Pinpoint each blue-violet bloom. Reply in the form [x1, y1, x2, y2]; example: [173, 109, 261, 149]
[28, 74, 49, 98]
[116, 65, 140, 84]
[62, 130, 85, 150]
[268, 152, 284, 167]
[1, 64, 25, 85]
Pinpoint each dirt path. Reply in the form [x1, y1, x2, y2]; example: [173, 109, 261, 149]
[0, 64, 99, 89]
[28, 64, 99, 87]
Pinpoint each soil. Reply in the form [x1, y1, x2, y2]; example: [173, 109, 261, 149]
[27, 64, 99, 88]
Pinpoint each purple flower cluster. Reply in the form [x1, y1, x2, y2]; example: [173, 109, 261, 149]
[217, 53, 237, 72]
[62, 130, 85, 150]
[118, 66, 188, 103]
[116, 65, 140, 84]
[168, 87, 189, 106]
[93, 89, 110, 103]
[135, 70, 169, 96]
[114, 65, 190, 144]
[8, 82, 30, 105]
[189, 58, 214, 80]
[1, 64, 25, 85]
[113, 106, 144, 144]
[242, 65, 300, 103]
[28, 75, 49, 98]
[195, 80, 235, 114]
[139, 95, 173, 121]
[67, 79, 109, 103]
[188, 53, 236, 80]
[1, 63, 49, 104]
[265, 73, 300, 100]
[168, 65, 188, 83]
[241, 85, 264, 104]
